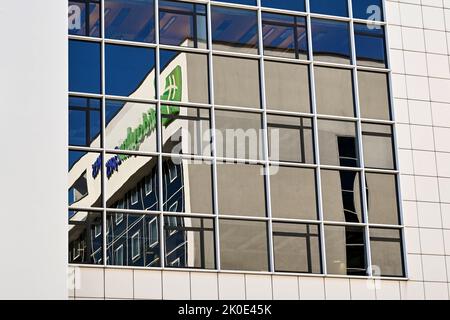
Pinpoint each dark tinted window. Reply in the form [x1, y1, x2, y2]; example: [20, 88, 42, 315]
[262, 13, 307, 59]
[216, 0, 256, 5]
[69, 211, 103, 264]
[211, 6, 258, 54]
[68, 1, 101, 37]
[105, 44, 155, 98]
[69, 97, 101, 148]
[69, 40, 101, 94]
[310, 0, 348, 17]
[353, 0, 384, 21]
[325, 225, 367, 275]
[105, 0, 155, 43]
[261, 0, 305, 12]
[354, 23, 386, 68]
[159, 0, 207, 48]
[312, 19, 351, 64]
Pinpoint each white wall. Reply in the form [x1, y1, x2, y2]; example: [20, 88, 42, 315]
[387, 0, 450, 300]
[0, 1, 68, 299]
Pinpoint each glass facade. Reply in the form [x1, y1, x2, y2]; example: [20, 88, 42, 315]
[68, 0, 404, 277]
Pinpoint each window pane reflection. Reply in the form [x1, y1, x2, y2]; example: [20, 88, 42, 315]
[325, 225, 367, 276]
[69, 211, 103, 264]
[315, 66, 354, 117]
[161, 106, 212, 157]
[358, 71, 391, 120]
[164, 216, 215, 269]
[69, 151, 102, 208]
[312, 19, 351, 64]
[310, 0, 348, 17]
[69, 97, 101, 148]
[69, 1, 101, 37]
[105, 0, 155, 43]
[215, 110, 263, 160]
[106, 213, 161, 267]
[317, 119, 359, 167]
[160, 50, 209, 104]
[273, 223, 321, 273]
[354, 23, 386, 68]
[362, 123, 395, 170]
[105, 100, 157, 153]
[220, 219, 269, 271]
[261, 0, 305, 12]
[353, 0, 384, 21]
[162, 157, 214, 215]
[159, 0, 207, 48]
[69, 40, 101, 94]
[213, 55, 261, 108]
[370, 228, 404, 277]
[366, 173, 399, 225]
[321, 169, 362, 223]
[217, 162, 266, 217]
[105, 154, 158, 211]
[106, 44, 156, 99]
[264, 61, 311, 113]
[267, 115, 314, 163]
[211, 6, 258, 54]
[262, 13, 307, 59]
[270, 166, 318, 220]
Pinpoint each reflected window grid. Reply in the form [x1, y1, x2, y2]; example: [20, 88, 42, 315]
[68, 0, 404, 278]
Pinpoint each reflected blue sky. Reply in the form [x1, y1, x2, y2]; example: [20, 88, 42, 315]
[354, 23, 386, 66]
[311, 18, 350, 61]
[353, 0, 384, 21]
[261, 0, 305, 12]
[310, 0, 348, 17]
[69, 40, 101, 94]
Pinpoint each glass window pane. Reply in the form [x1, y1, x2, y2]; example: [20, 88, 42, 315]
[216, 0, 256, 5]
[220, 219, 269, 271]
[352, 0, 384, 21]
[325, 225, 367, 275]
[362, 123, 395, 170]
[161, 106, 212, 157]
[354, 23, 386, 68]
[273, 223, 321, 273]
[105, 0, 155, 43]
[261, 0, 305, 12]
[211, 6, 258, 54]
[213, 55, 261, 108]
[159, 0, 207, 48]
[310, 0, 348, 17]
[217, 162, 266, 217]
[317, 119, 359, 167]
[215, 110, 263, 160]
[105, 100, 157, 153]
[160, 50, 209, 104]
[164, 216, 215, 269]
[69, 40, 101, 94]
[69, 211, 103, 264]
[265, 61, 311, 113]
[69, 97, 101, 148]
[106, 213, 161, 267]
[358, 71, 391, 120]
[370, 228, 404, 277]
[68, 1, 101, 37]
[105, 153, 158, 211]
[262, 13, 308, 59]
[312, 19, 351, 64]
[315, 67, 354, 117]
[267, 115, 314, 163]
[366, 173, 400, 225]
[162, 157, 214, 215]
[270, 166, 318, 220]
[321, 169, 363, 223]
[106, 44, 156, 99]
[69, 151, 102, 208]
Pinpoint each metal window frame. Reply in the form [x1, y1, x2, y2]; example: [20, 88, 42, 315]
[67, 0, 408, 280]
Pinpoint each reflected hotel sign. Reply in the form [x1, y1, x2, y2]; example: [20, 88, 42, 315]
[92, 66, 183, 179]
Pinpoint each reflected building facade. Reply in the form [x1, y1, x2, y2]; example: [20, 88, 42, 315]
[68, 0, 404, 280]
